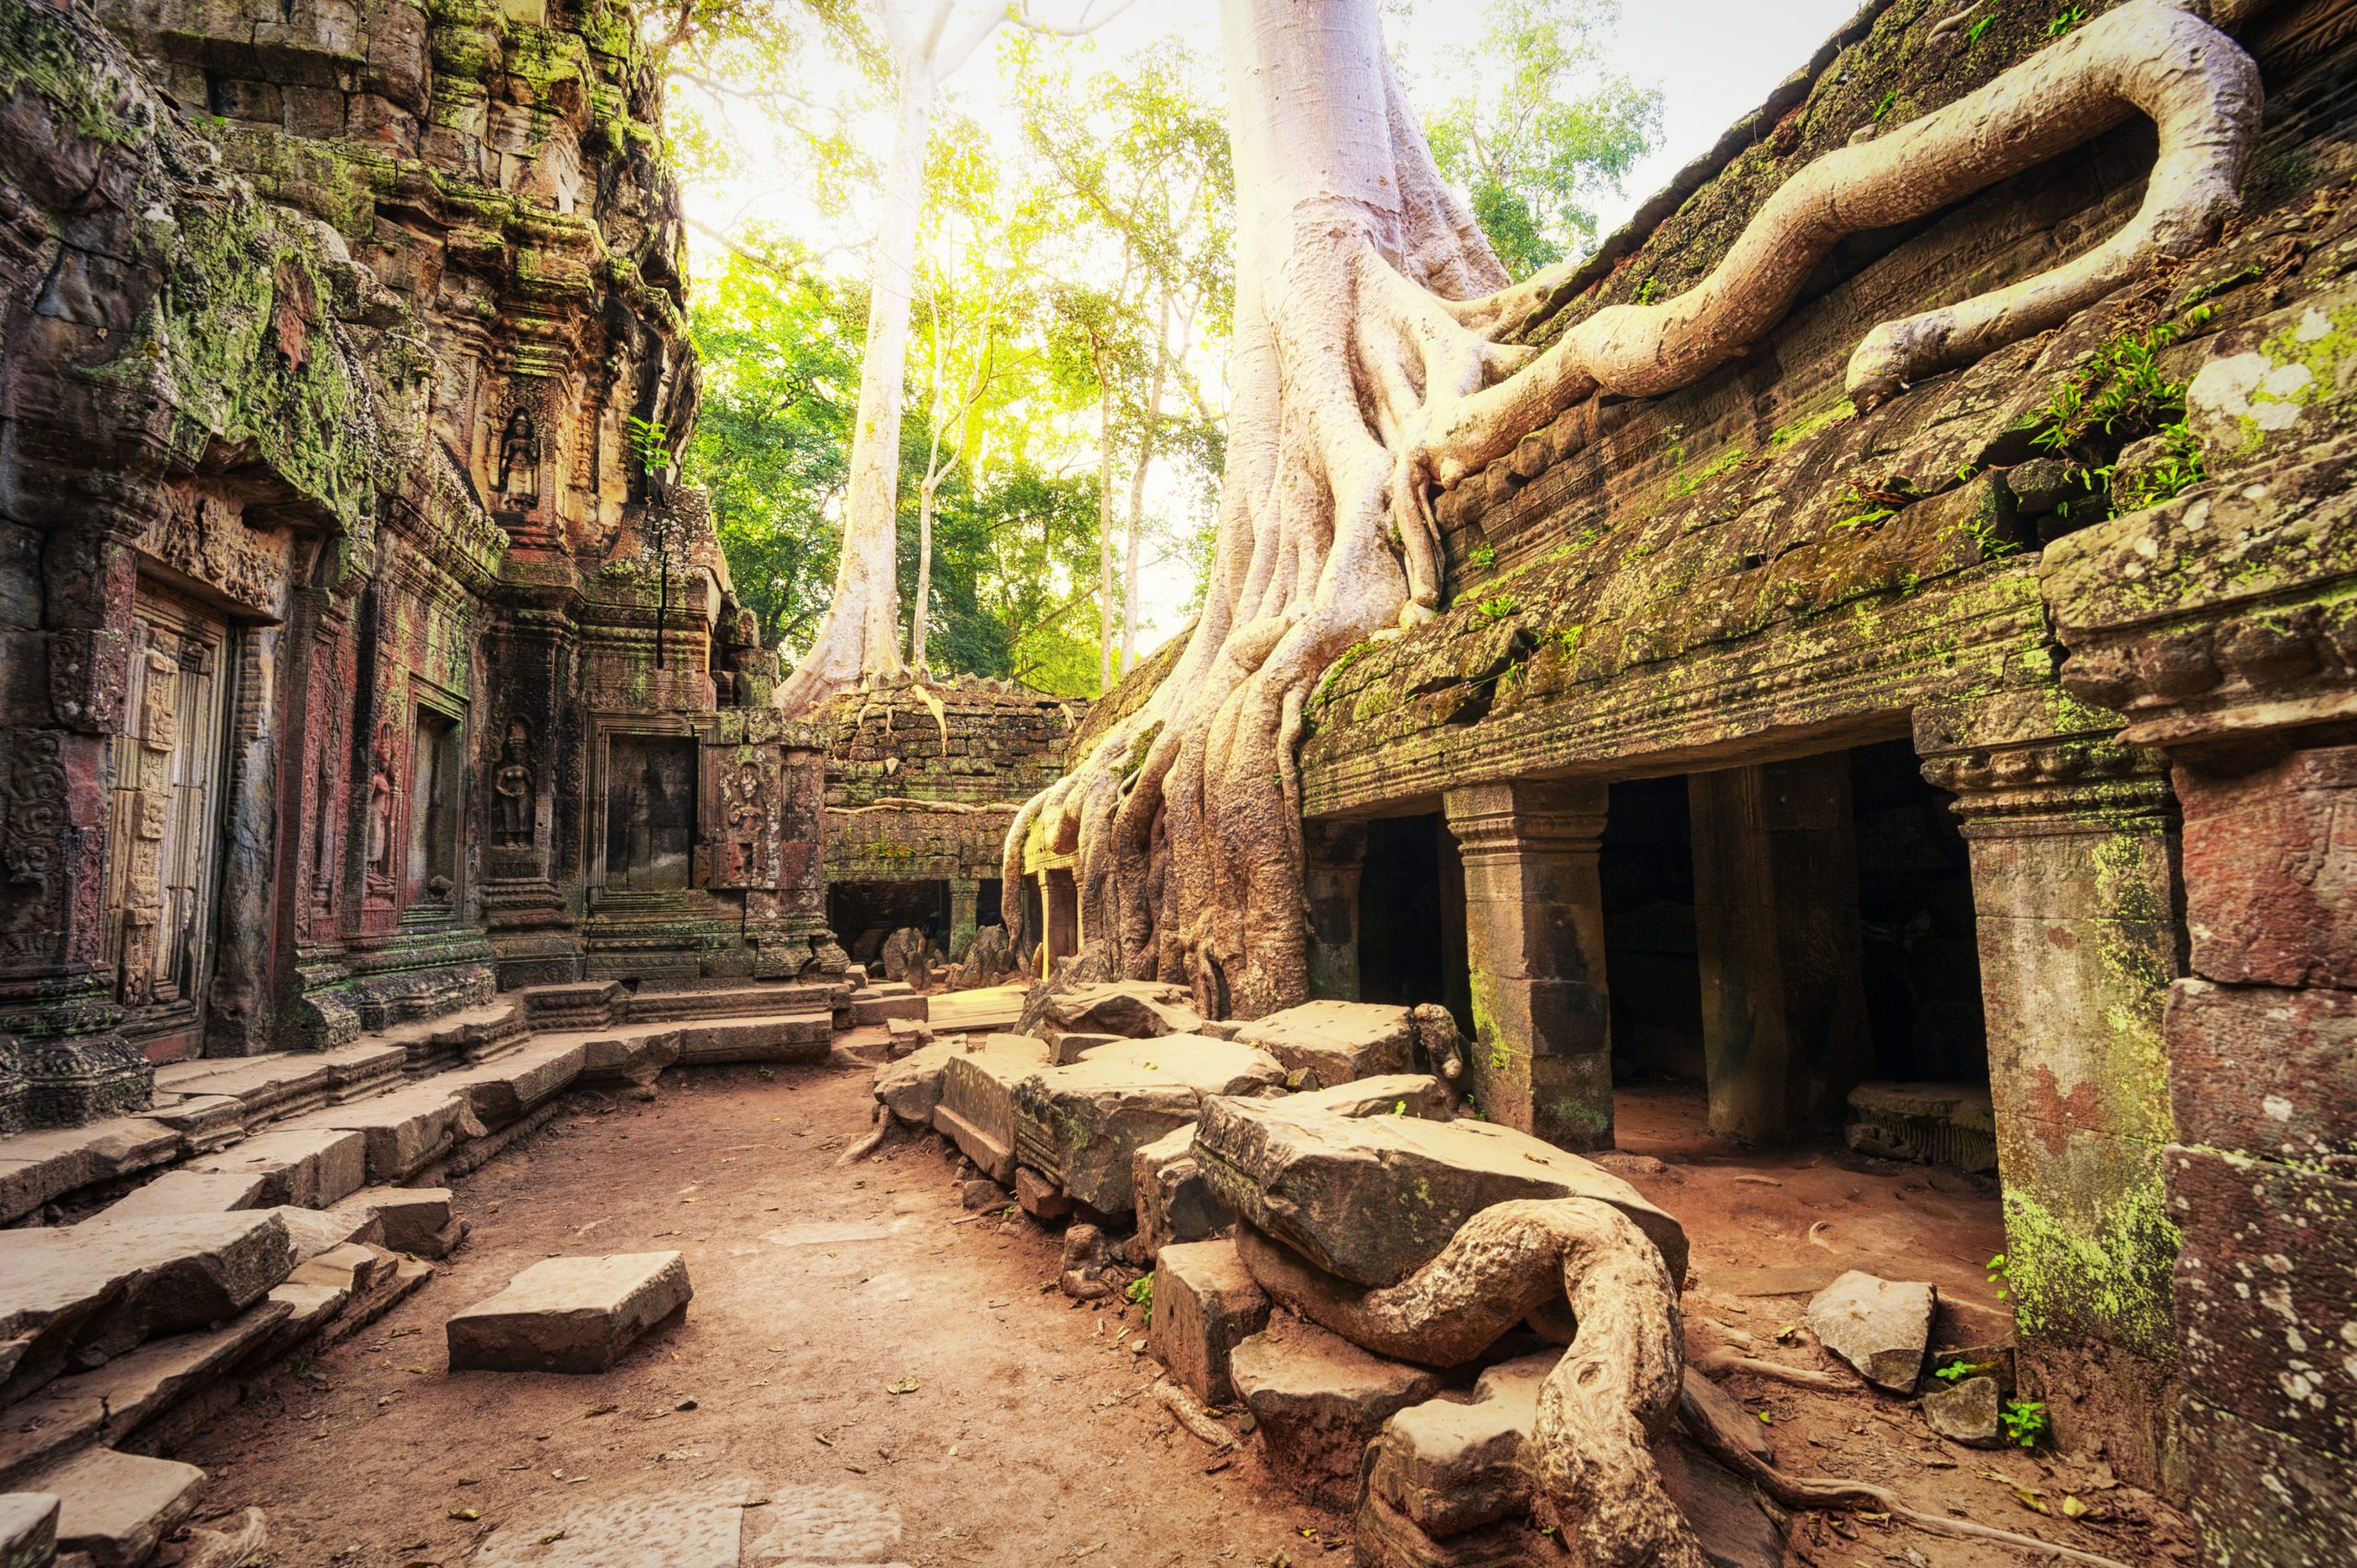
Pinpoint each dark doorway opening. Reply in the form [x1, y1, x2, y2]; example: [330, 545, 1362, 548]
[977, 877, 1004, 927]
[605, 734, 697, 893]
[1600, 776, 1704, 1086]
[830, 878, 951, 965]
[1358, 812, 1471, 1039]
[1849, 737, 1991, 1087]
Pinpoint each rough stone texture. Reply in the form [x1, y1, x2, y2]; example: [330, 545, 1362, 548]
[337, 1186, 462, 1259]
[1229, 1315, 1446, 1509]
[875, 1038, 963, 1129]
[184, 1126, 368, 1209]
[1366, 1352, 1558, 1538]
[1283, 1074, 1454, 1121]
[1193, 1096, 1687, 1288]
[1147, 1238, 1270, 1406]
[1013, 1038, 1284, 1215]
[2166, 981, 2356, 1172]
[1038, 981, 1206, 1040]
[2183, 1397, 2357, 1568]
[96, 1169, 273, 1220]
[24, 1447, 203, 1568]
[1807, 1271, 1935, 1392]
[2175, 749, 2357, 990]
[1232, 1001, 1416, 1089]
[934, 1034, 1054, 1184]
[1132, 1124, 1234, 1262]
[447, 1252, 691, 1375]
[0, 1210, 296, 1400]
[1921, 1374, 2004, 1447]
[0, 1493, 57, 1568]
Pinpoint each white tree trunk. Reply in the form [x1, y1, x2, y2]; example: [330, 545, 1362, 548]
[913, 474, 937, 670]
[773, 73, 933, 714]
[1121, 290, 1171, 675]
[1096, 375, 1117, 696]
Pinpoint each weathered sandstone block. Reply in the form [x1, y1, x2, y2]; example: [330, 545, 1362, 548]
[1230, 1316, 1445, 1508]
[1149, 1238, 1270, 1406]
[447, 1251, 691, 1375]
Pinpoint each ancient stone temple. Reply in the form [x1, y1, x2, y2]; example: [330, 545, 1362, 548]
[0, 0, 834, 1131]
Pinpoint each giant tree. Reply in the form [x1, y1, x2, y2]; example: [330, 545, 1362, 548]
[1009, 0, 2259, 1539]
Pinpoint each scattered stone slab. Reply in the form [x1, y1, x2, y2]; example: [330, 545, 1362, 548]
[1353, 1490, 1549, 1568]
[447, 1251, 691, 1374]
[1921, 1374, 2005, 1446]
[270, 1204, 383, 1267]
[927, 981, 1025, 1033]
[573, 1025, 684, 1088]
[467, 1482, 752, 1568]
[1195, 1097, 1688, 1288]
[1284, 1073, 1452, 1121]
[1132, 1124, 1235, 1262]
[95, 1169, 273, 1220]
[874, 1038, 962, 1128]
[1039, 981, 1204, 1040]
[6, 1300, 294, 1470]
[139, 1094, 245, 1154]
[185, 1125, 367, 1209]
[1149, 1238, 1271, 1406]
[1807, 1270, 1934, 1391]
[1234, 1001, 1417, 1089]
[0, 1493, 58, 1567]
[0, 1211, 296, 1401]
[1014, 1038, 1284, 1216]
[1922, 1341, 2015, 1396]
[1014, 1167, 1069, 1221]
[886, 1016, 934, 1060]
[1229, 1315, 1446, 1508]
[26, 1447, 203, 1568]
[1366, 1351, 1557, 1537]
[0, 1119, 181, 1226]
[439, 1039, 587, 1126]
[1049, 1031, 1123, 1065]
[280, 1083, 479, 1185]
[672, 1013, 831, 1066]
[848, 989, 927, 1027]
[935, 1034, 1054, 1184]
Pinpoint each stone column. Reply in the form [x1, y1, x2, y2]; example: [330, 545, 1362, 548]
[1303, 819, 1366, 1001]
[1443, 779, 1611, 1149]
[2163, 747, 2357, 1559]
[948, 876, 980, 960]
[1687, 755, 1872, 1143]
[1918, 694, 2182, 1486]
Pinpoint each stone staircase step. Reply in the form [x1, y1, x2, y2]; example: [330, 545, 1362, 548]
[671, 1013, 830, 1066]
[0, 1211, 296, 1407]
[270, 1084, 476, 1186]
[22, 1446, 203, 1568]
[626, 982, 840, 1022]
[0, 1121, 180, 1227]
[437, 1040, 589, 1127]
[94, 1170, 273, 1221]
[182, 1127, 367, 1211]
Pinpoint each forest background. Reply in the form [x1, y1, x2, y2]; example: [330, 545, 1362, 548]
[660, 0, 1852, 698]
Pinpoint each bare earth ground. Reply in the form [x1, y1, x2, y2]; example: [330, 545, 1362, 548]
[175, 1049, 2195, 1568]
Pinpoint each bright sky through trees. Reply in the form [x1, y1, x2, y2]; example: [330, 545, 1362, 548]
[672, 0, 1859, 688]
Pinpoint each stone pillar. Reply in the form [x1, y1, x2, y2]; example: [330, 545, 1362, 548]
[1918, 695, 2182, 1487]
[1303, 819, 1366, 1001]
[1687, 755, 1872, 1143]
[2163, 747, 2357, 1561]
[1044, 867, 1079, 975]
[1443, 779, 1611, 1150]
[948, 876, 980, 960]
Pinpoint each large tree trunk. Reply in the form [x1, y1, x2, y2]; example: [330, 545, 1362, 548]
[773, 74, 932, 714]
[1120, 290, 1171, 676]
[1005, 0, 2259, 1018]
[1096, 373, 1117, 696]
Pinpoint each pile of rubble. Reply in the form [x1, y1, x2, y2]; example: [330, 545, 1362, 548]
[873, 981, 1796, 1566]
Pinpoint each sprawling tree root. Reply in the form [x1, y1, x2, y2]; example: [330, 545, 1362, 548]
[1237, 1202, 1705, 1568]
[1005, 0, 2262, 1021]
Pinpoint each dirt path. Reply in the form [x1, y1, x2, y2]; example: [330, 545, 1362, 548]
[180, 1051, 1333, 1567]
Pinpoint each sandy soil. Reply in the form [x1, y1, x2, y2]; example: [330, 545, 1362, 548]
[174, 1050, 2194, 1568]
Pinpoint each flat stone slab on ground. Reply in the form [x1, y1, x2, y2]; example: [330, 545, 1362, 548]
[185, 1124, 368, 1208]
[1229, 1315, 1446, 1509]
[1284, 1073, 1452, 1120]
[1039, 981, 1204, 1040]
[1194, 1097, 1688, 1288]
[1921, 1373, 2004, 1446]
[673, 1012, 832, 1065]
[1132, 1123, 1235, 1261]
[1807, 1270, 1934, 1391]
[935, 1034, 1054, 1184]
[1366, 1351, 1557, 1537]
[335, 1185, 461, 1257]
[1013, 1036, 1284, 1215]
[27, 1446, 203, 1568]
[1149, 1238, 1270, 1405]
[1233, 1001, 1416, 1088]
[0, 1118, 181, 1225]
[95, 1168, 273, 1220]
[447, 1251, 691, 1374]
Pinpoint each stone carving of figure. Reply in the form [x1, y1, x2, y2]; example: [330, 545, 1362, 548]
[496, 409, 539, 504]
[493, 721, 534, 849]
[365, 720, 397, 895]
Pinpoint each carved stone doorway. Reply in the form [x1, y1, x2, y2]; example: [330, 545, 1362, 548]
[102, 587, 233, 1057]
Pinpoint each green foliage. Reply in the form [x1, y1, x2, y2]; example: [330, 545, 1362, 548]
[1987, 1251, 2010, 1300]
[1469, 543, 1498, 571]
[2106, 420, 2208, 513]
[2045, 6, 2088, 37]
[1633, 275, 1662, 306]
[1933, 1359, 1975, 1384]
[1421, 0, 1663, 279]
[1124, 1272, 1154, 1323]
[2021, 316, 2211, 524]
[2001, 1399, 2050, 1449]
[1475, 594, 1520, 621]
[1967, 14, 1995, 44]
[1830, 483, 1908, 532]
[626, 416, 671, 475]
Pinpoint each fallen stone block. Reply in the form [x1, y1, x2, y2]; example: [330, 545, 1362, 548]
[0, 1211, 296, 1401]
[1353, 1491, 1549, 1568]
[849, 990, 928, 1027]
[7, 1301, 294, 1466]
[25, 1447, 203, 1568]
[1014, 1167, 1069, 1222]
[1015, 1038, 1285, 1216]
[140, 1094, 245, 1154]
[335, 1186, 462, 1258]
[1284, 1074, 1452, 1121]
[1195, 1097, 1688, 1288]
[283, 1083, 479, 1184]
[1149, 1238, 1270, 1406]
[95, 1169, 273, 1221]
[1234, 1001, 1416, 1089]
[0, 1493, 58, 1568]
[1807, 1271, 1934, 1392]
[185, 1125, 368, 1209]
[1050, 1031, 1123, 1065]
[875, 1038, 961, 1128]
[447, 1251, 691, 1374]
[935, 1034, 1054, 1184]
[1366, 1352, 1557, 1537]
[575, 1025, 685, 1087]
[0, 1119, 180, 1226]
[1229, 1316, 1445, 1508]
[270, 1205, 383, 1266]
[1039, 981, 1204, 1040]
[1655, 1434, 1786, 1568]
[1921, 1374, 2004, 1446]
[1132, 1124, 1234, 1262]
[886, 1016, 935, 1059]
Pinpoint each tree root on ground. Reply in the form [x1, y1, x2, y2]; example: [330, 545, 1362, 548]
[1237, 1201, 1707, 1568]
